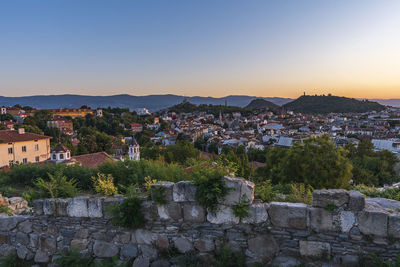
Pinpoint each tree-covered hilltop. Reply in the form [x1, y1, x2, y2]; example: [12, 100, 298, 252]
[245, 98, 280, 110]
[283, 95, 385, 114]
[167, 101, 254, 116]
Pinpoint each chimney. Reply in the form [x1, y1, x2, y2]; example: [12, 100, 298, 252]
[18, 128, 25, 134]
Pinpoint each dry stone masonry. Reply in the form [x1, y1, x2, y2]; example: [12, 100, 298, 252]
[1, 177, 400, 266]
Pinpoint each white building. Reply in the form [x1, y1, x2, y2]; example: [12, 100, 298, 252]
[50, 144, 71, 163]
[128, 137, 140, 161]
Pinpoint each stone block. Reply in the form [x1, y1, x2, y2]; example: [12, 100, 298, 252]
[194, 238, 215, 252]
[88, 198, 103, 218]
[134, 229, 156, 245]
[309, 207, 334, 232]
[157, 236, 169, 250]
[388, 213, 400, 238]
[299, 240, 330, 258]
[247, 235, 279, 262]
[140, 244, 158, 260]
[222, 177, 242, 205]
[34, 250, 49, 263]
[55, 199, 68, 217]
[206, 205, 239, 224]
[102, 197, 120, 219]
[16, 232, 29, 246]
[151, 181, 174, 202]
[183, 204, 205, 222]
[174, 237, 193, 253]
[271, 256, 301, 267]
[349, 191, 365, 211]
[269, 202, 308, 229]
[43, 199, 55, 215]
[358, 210, 388, 237]
[70, 239, 88, 250]
[17, 220, 33, 234]
[312, 189, 349, 208]
[120, 243, 138, 259]
[33, 199, 43, 215]
[93, 240, 119, 257]
[39, 235, 56, 253]
[339, 211, 355, 233]
[67, 197, 89, 217]
[133, 256, 150, 267]
[157, 203, 182, 221]
[241, 179, 255, 203]
[173, 181, 196, 202]
[151, 259, 170, 267]
[0, 216, 25, 231]
[242, 203, 269, 224]
[17, 245, 29, 260]
[141, 200, 158, 221]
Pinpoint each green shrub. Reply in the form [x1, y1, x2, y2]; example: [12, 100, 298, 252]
[54, 250, 94, 267]
[0, 253, 33, 267]
[22, 171, 78, 205]
[212, 244, 246, 267]
[254, 180, 276, 202]
[108, 196, 145, 229]
[191, 165, 230, 213]
[0, 206, 12, 216]
[232, 195, 250, 219]
[0, 186, 16, 198]
[151, 185, 166, 205]
[286, 183, 313, 205]
[91, 173, 118, 196]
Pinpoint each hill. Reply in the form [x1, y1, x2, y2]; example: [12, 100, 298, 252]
[0, 94, 292, 112]
[283, 95, 386, 114]
[168, 101, 253, 116]
[245, 98, 279, 109]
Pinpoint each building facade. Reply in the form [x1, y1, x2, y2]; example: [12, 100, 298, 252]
[0, 129, 51, 167]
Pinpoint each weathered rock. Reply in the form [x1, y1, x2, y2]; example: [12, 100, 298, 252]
[247, 235, 279, 262]
[174, 237, 193, 253]
[17, 245, 29, 260]
[269, 202, 308, 229]
[120, 243, 138, 259]
[17, 220, 33, 234]
[299, 240, 331, 258]
[206, 205, 239, 224]
[183, 204, 205, 222]
[194, 238, 215, 252]
[16, 232, 29, 246]
[140, 244, 158, 260]
[141, 200, 158, 221]
[242, 203, 269, 224]
[34, 250, 49, 263]
[337, 254, 359, 267]
[222, 177, 242, 205]
[151, 259, 170, 267]
[339, 211, 355, 233]
[74, 229, 89, 239]
[151, 181, 174, 202]
[39, 236, 56, 253]
[102, 197, 120, 219]
[312, 189, 349, 208]
[241, 179, 255, 203]
[88, 198, 103, 218]
[388, 213, 400, 238]
[67, 197, 89, 217]
[157, 203, 182, 221]
[0, 216, 25, 231]
[348, 191, 365, 211]
[173, 181, 196, 202]
[93, 240, 119, 257]
[132, 256, 150, 267]
[70, 239, 88, 250]
[0, 244, 15, 257]
[309, 207, 334, 232]
[271, 256, 301, 267]
[358, 210, 388, 237]
[157, 236, 169, 250]
[366, 198, 400, 211]
[43, 199, 55, 215]
[134, 229, 156, 245]
[33, 199, 44, 215]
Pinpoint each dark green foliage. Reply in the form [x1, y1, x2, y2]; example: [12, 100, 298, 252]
[359, 253, 400, 267]
[0, 253, 33, 267]
[262, 135, 353, 189]
[108, 196, 145, 229]
[175, 253, 203, 267]
[192, 165, 230, 213]
[162, 140, 200, 164]
[254, 180, 277, 202]
[168, 101, 254, 117]
[54, 250, 94, 267]
[283, 95, 385, 114]
[0, 206, 12, 216]
[160, 246, 180, 259]
[232, 195, 250, 219]
[151, 185, 166, 205]
[245, 98, 279, 110]
[212, 244, 246, 267]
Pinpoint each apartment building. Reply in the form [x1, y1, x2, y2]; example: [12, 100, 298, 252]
[0, 129, 51, 167]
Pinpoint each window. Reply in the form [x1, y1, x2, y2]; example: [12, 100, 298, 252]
[22, 158, 28, 164]
[53, 154, 56, 160]
[8, 147, 13, 154]
[22, 146, 27, 152]
[35, 156, 40, 162]
[60, 153, 64, 159]
[9, 160, 14, 166]
[35, 144, 39, 151]
[67, 152, 70, 158]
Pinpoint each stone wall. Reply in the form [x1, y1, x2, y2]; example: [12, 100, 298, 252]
[1, 177, 400, 266]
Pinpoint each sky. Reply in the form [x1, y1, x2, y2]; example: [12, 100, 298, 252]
[0, 0, 399, 98]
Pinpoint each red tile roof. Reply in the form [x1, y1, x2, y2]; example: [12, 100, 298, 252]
[0, 130, 51, 143]
[71, 152, 115, 168]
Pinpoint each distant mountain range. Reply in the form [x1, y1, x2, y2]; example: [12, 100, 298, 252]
[283, 95, 386, 114]
[0, 94, 292, 111]
[0, 94, 399, 112]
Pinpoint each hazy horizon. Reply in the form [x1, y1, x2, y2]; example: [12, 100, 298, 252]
[1, 0, 399, 98]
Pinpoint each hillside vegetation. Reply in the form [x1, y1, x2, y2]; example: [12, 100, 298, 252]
[283, 95, 385, 114]
[245, 98, 280, 110]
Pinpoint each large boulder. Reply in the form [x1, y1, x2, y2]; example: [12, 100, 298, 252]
[358, 210, 388, 237]
[312, 189, 349, 208]
[88, 198, 103, 218]
[174, 237, 193, 253]
[93, 240, 119, 258]
[173, 181, 196, 202]
[309, 207, 334, 232]
[247, 235, 278, 262]
[183, 204, 205, 222]
[206, 205, 239, 224]
[222, 177, 254, 205]
[269, 202, 308, 229]
[67, 197, 89, 217]
[157, 203, 182, 221]
[242, 203, 269, 224]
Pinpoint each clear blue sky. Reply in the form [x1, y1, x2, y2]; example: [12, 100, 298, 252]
[0, 0, 399, 98]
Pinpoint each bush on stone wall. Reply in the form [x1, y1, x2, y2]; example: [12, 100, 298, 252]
[108, 196, 145, 229]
